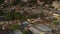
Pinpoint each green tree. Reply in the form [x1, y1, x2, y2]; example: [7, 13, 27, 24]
[0, 0, 4, 4]
[20, 15, 26, 21]
[22, 31, 30, 34]
[53, 18, 58, 21]
[52, 21, 59, 25]
[14, 12, 21, 20]
[12, 0, 22, 5]
[11, 23, 20, 30]
[28, 0, 37, 7]
[5, 12, 13, 21]
[27, 13, 36, 19]
[0, 10, 4, 16]
[39, 12, 45, 19]
[14, 12, 26, 21]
